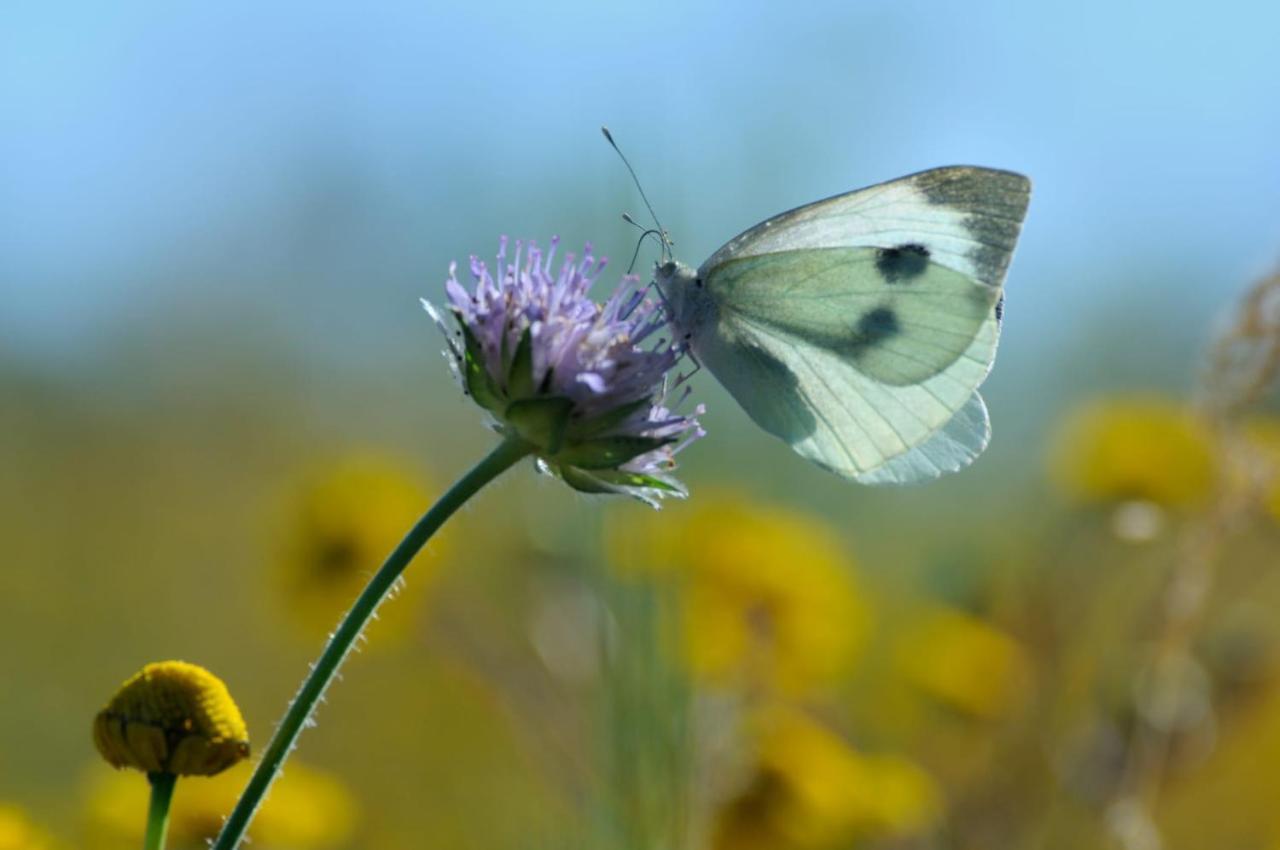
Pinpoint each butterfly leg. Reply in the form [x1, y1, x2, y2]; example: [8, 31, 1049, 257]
[668, 344, 702, 402]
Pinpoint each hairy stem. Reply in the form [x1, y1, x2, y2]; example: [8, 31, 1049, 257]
[212, 436, 531, 850]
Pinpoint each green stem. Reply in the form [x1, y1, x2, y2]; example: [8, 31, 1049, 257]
[212, 436, 531, 850]
[144, 772, 176, 850]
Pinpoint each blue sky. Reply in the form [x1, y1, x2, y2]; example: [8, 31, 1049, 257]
[4, 1, 1279, 371]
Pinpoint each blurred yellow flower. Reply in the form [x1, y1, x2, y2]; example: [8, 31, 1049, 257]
[273, 454, 446, 642]
[714, 706, 939, 850]
[83, 760, 357, 850]
[93, 661, 249, 777]
[0, 805, 56, 850]
[608, 494, 869, 695]
[893, 605, 1031, 719]
[1050, 396, 1217, 511]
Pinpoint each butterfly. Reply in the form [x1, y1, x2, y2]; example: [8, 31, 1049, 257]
[653, 166, 1031, 485]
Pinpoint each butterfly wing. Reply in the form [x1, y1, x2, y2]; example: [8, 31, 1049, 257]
[692, 166, 1029, 483]
[701, 166, 1029, 290]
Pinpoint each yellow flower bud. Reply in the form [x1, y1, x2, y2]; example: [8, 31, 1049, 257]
[93, 661, 249, 777]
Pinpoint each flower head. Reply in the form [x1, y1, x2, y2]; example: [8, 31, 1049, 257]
[425, 237, 703, 506]
[1050, 396, 1217, 510]
[272, 453, 445, 643]
[893, 604, 1030, 719]
[608, 493, 869, 695]
[713, 706, 939, 850]
[92, 661, 249, 778]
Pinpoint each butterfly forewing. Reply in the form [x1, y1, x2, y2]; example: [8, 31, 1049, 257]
[703, 247, 999, 386]
[699, 166, 1030, 290]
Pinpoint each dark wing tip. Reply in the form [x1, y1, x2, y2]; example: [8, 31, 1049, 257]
[903, 167, 1031, 289]
[909, 166, 1031, 221]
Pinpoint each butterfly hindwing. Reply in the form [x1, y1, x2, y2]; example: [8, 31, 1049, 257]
[695, 294, 1001, 482]
[852, 390, 991, 484]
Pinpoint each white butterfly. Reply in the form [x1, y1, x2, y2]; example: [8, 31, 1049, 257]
[653, 166, 1031, 485]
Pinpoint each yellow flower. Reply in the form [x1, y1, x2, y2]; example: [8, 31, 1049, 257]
[0, 805, 56, 850]
[1050, 396, 1217, 510]
[608, 494, 869, 695]
[93, 661, 248, 777]
[713, 706, 939, 850]
[273, 454, 446, 641]
[83, 760, 357, 850]
[893, 605, 1030, 719]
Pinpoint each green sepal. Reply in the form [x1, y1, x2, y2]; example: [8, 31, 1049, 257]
[588, 468, 686, 495]
[506, 328, 536, 400]
[558, 465, 617, 495]
[554, 435, 676, 470]
[558, 465, 686, 505]
[505, 396, 574, 454]
[565, 397, 651, 440]
[457, 321, 505, 414]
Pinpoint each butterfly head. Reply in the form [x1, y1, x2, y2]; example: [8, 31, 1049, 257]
[654, 258, 697, 294]
[653, 259, 705, 329]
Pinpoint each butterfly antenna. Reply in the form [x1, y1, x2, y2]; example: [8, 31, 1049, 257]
[622, 214, 665, 275]
[602, 126, 672, 262]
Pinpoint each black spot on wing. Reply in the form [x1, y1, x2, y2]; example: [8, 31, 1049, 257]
[875, 243, 930, 283]
[848, 307, 900, 354]
[994, 294, 1004, 325]
[841, 305, 952, 385]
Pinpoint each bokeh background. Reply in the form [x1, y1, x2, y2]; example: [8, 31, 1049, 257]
[4, 2, 1280, 849]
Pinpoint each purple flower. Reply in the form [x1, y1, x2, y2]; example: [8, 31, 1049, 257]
[424, 237, 704, 506]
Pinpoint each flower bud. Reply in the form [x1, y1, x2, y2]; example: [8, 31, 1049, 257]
[93, 660, 249, 777]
